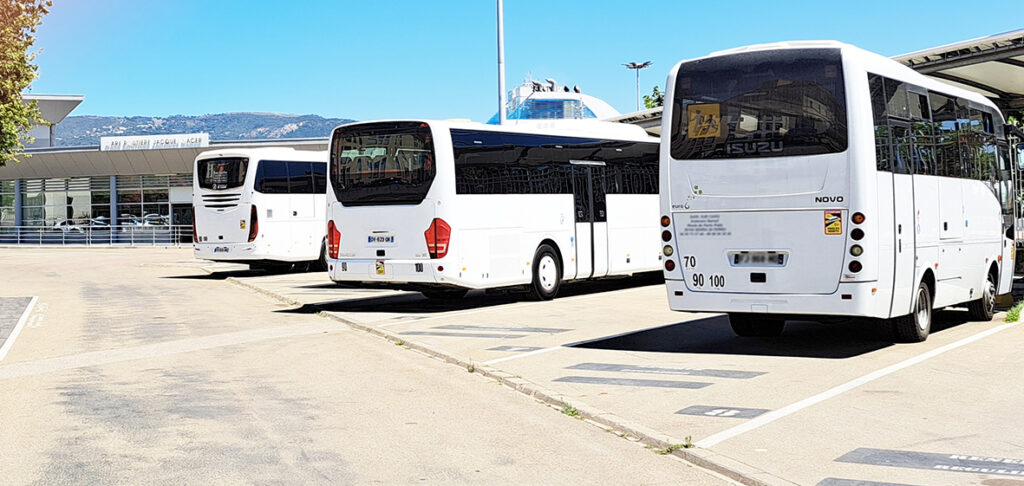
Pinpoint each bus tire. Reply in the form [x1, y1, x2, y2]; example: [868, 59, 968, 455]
[421, 288, 468, 300]
[966, 269, 996, 321]
[316, 239, 329, 271]
[891, 281, 932, 342]
[529, 244, 561, 300]
[728, 313, 785, 337]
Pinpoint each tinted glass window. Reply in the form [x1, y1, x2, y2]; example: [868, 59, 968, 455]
[930, 92, 959, 177]
[311, 162, 327, 194]
[330, 122, 435, 206]
[255, 160, 289, 194]
[670, 48, 847, 160]
[197, 157, 248, 190]
[868, 74, 890, 171]
[288, 162, 315, 194]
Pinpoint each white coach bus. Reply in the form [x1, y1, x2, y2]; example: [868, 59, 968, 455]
[325, 120, 660, 299]
[193, 148, 329, 271]
[659, 41, 1017, 342]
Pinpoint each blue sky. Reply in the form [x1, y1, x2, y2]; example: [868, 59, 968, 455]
[28, 0, 1022, 122]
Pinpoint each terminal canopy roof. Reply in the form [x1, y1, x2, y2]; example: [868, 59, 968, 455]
[894, 29, 1024, 114]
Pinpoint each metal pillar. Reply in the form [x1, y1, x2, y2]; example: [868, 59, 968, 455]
[109, 176, 118, 226]
[497, 0, 507, 125]
[13, 179, 22, 226]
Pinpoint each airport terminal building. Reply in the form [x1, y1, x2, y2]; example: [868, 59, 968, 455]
[0, 97, 326, 243]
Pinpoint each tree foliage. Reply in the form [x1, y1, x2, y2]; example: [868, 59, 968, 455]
[0, 0, 50, 166]
[643, 85, 664, 109]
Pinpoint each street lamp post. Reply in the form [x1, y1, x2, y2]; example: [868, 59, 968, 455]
[623, 61, 652, 112]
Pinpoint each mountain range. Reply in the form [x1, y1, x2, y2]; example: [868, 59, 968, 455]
[54, 112, 356, 146]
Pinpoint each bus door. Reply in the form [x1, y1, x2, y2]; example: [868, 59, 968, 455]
[890, 121, 918, 315]
[571, 160, 609, 279]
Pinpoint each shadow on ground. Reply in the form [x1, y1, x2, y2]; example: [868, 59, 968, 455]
[280, 273, 665, 315]
[571, 309, 975, 359]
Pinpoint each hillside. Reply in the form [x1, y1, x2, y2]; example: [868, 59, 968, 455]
[54, 112, 356, 146]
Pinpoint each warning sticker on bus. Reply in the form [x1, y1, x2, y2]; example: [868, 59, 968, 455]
[687, 104, 721, 138]
[375, 260, 386, 276]
[824, 210, 842, 235]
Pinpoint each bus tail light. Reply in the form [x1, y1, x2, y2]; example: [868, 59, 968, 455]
[327, 220, 341, 259]
[248, 205, 259, 242]
[660, 215, 671, 227]
[424, 218, 451, 259]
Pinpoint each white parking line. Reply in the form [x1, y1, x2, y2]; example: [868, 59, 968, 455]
[0, 296, 38, 362]
[482, 346, 563, 365]
[695, 321, 1019, 449]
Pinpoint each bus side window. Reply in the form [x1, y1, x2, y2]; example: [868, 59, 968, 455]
[868, 74, 890, 172]
[929, 92, 959, 178]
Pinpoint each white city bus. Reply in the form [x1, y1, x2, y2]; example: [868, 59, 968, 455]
[659, 41, 1017, 342]
[325, 120, 660, 299]
[193, 148, 329, 271]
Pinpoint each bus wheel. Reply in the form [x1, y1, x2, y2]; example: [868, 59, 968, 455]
[728, 313, 785, 337]
[529, 244, 561, 301]
[250, 262, 292, 274]
[421, 288, 469, 300]
[316, 239, 329, 271]
[891, 281, 932, 342]
[967, 270, 996, 321]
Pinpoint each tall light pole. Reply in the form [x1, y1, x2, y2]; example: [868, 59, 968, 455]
[623, 61, 652, 112]
[497, 0, 507, 125]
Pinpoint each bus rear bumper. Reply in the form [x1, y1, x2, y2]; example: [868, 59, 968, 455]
[664, 279, 887, 318]
[194, 242, 257, 261]
[328, 258, 455, 287]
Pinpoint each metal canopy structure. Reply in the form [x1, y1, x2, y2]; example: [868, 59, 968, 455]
[894, 29, 1024, 113]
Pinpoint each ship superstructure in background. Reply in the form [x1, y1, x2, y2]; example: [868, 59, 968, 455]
[488, 77, 621, 124]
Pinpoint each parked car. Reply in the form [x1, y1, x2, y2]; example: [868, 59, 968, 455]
[52, 219, 85, 234]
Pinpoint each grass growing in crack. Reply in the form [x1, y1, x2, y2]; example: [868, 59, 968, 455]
[315, 311, 327, 317]
[561, 404, 581, 418]
[467, 363, 475, 373]
[651, 437, 694, 455]
[394, 340, 405, 346]
[1006, 301, 1024, 322]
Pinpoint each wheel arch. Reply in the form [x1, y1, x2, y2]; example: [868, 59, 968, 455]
[537, 238, 564, 277]
[919, 268, 936, 307]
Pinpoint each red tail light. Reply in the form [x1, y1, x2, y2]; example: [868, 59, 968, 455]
[424, 218, 451, 259]
[248, 205, 259, 242]
[327, 220, 341, 259]
[192, 205, 198, 243]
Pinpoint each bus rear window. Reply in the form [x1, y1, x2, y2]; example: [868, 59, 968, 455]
[670, 48, 848, 160]
[330, 122, 436, 206]
[197, 158, 248, 190]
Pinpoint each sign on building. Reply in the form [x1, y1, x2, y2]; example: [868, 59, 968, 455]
[100, 133, 209, 151]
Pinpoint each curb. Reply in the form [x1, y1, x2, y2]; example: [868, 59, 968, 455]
[228, 275, 794, 486]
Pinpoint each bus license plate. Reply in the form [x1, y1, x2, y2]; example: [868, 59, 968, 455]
[367, 232, 396, 247]
[728, 251, 788, 267]
[213, 247, 229, 253]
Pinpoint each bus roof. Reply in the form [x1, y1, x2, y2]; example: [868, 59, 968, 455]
[333, 119, 657, 144]
[195, 147, 327, 163]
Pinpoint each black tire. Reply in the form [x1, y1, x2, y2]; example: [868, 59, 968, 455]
[529, 244, 561, 300]
[891, 281, 932, 343]
[421, 288, 469, 300]
[314, 239, 329, 271]
[727, 313, 785, 337]
[967, 270, 996, 321]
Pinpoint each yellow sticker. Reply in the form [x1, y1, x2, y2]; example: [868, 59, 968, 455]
[239, 220, 246, 229]
[825, 210, 842, 235]
[687, 103, 722, 138]
[375, 260, 386, 275]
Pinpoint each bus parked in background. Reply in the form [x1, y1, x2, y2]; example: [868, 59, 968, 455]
[325, 120, 660, 299]
[193, 148, 328, 272]
[659, 41, 1016, 342]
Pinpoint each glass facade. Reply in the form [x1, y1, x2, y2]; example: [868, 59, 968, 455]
[0, 174, 192, 227]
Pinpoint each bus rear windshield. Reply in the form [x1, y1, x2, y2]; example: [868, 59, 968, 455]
[670, 48, 848, 160]
[330, 122, 436, 206]
[197, 157, 248, 190]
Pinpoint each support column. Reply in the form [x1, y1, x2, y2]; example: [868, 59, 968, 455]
[14, 179, 23, 226]
[109, 176, 118, 226]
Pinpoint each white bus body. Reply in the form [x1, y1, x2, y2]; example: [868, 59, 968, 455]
[326, 120, 660, 299]
[193, 148, 328, 269]
[659, 41, 1015, 341]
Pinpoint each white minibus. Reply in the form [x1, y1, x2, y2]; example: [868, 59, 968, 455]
[659, 41, 1016, 341]
[326, 120, 660, 299]
[193, 147, 328, 271]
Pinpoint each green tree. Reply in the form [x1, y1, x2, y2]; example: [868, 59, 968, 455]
[1, 0, 51, 167]
[643, 86, 664, 109]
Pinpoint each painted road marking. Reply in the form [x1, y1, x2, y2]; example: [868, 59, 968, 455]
[434, 325, 570, 333]
[0, 320, 339, 380]
[553, 376, 712, 389]
[695, 321, 1018, 448]
[482, 346, 562, 365]
[567, 362, 765, 379]
[399, 331, 527, 339]
[836, 448, 1024, 477]
[487, 346, 543, 352]
[817, 478, 919, 486]
[676, 405, 770, 419]
[0, 296, 38, 362]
